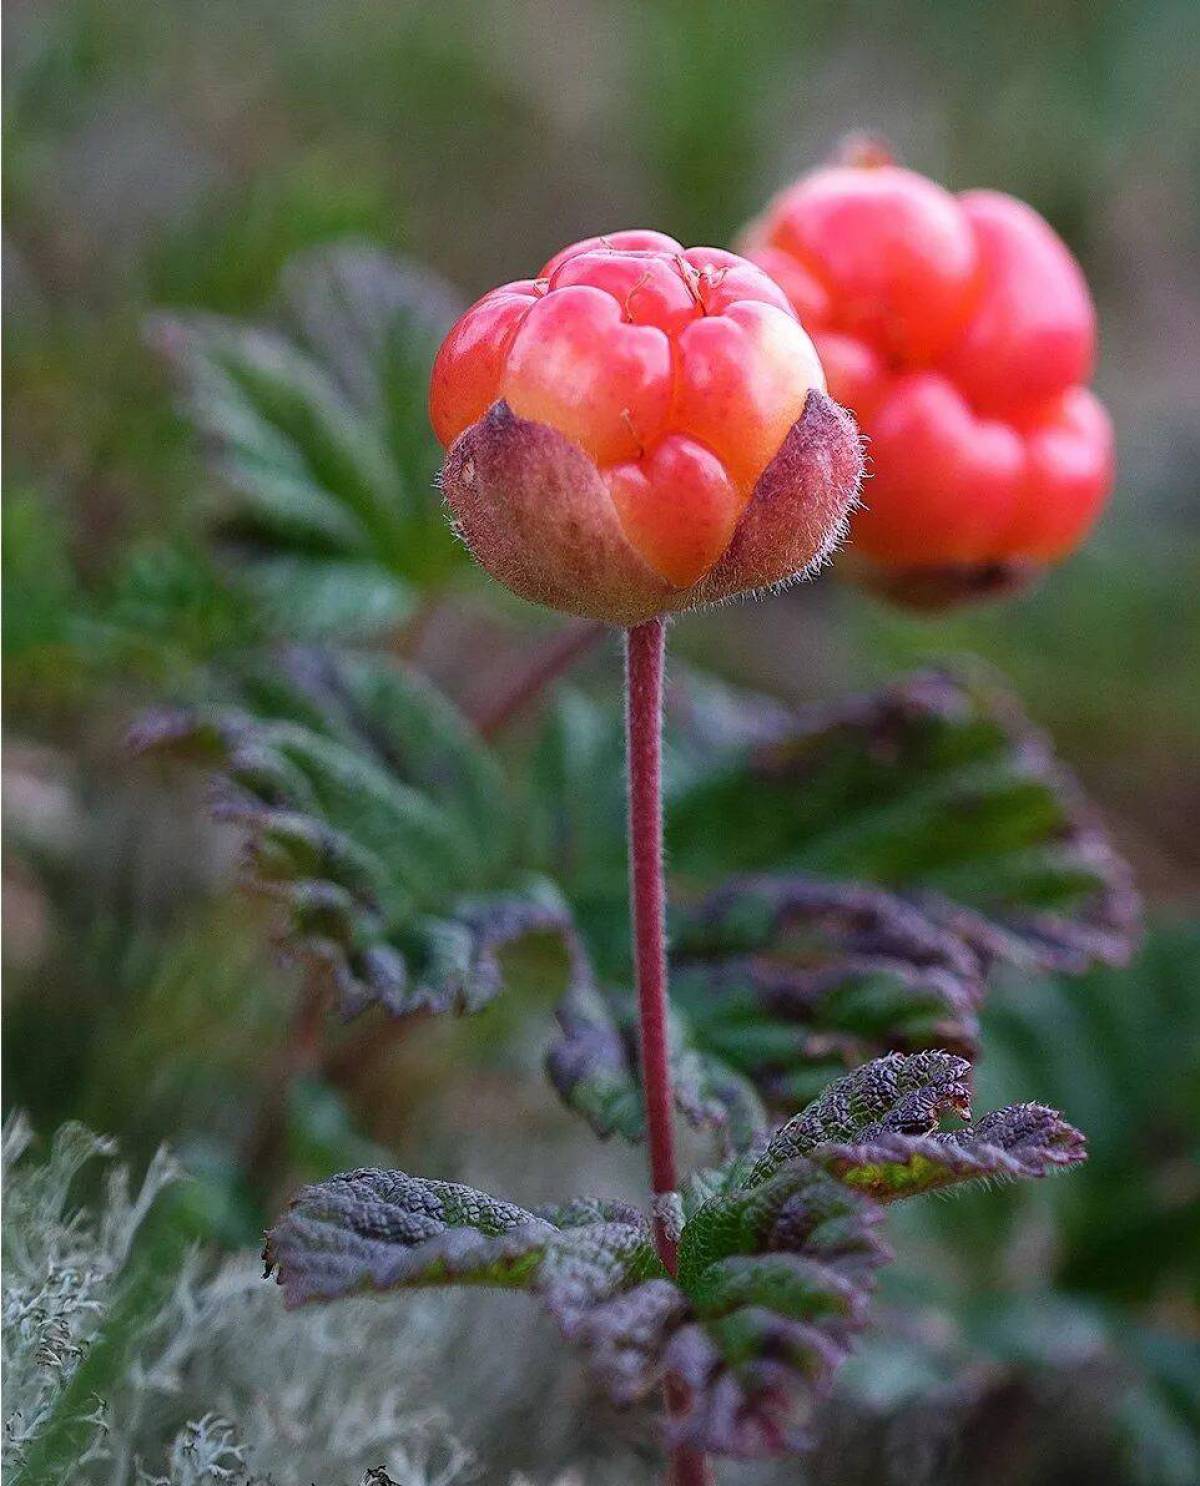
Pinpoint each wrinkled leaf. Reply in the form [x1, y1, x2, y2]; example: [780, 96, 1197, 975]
[813, 1101, 1088, 1200]
[659, 1053, 1084, 1452]
[241, 646, 510, 861]
[747, 1050, 974, 1175]
[541, 670, 1136, 1152]
[265, 1169, 664, 1310]
[662, 1156, 888, 1455]
[747, 1051, 1086, 1202]
[267, 1051, 1085, 1460]
[150, 243, 464, 638]
[673, 875, 983, 1106]
[132, 649, 573, 1019]
[263, 1157, 883, 1458]
[549, 876, 981, 1148]
[669, 669, 1140, 975]
[547, 971, 767, 1152]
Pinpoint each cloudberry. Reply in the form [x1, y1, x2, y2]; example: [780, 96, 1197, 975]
[742, 152, 1113, 608]
[430, 231, 863, 625]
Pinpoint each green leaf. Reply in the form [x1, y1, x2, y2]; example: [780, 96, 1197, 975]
[265, 1050, 1086, 1461]
[133, 649, 570, 1020]
[153, 316, 401, 552]
[541, 671, 1136, 1155]
[278, 241, 461, 500]
[527, 677, 792, 974]
[547, 971, 768, 1152]
[548, 877, 980, 1150]
[528, 690, 630, 968]
[652, 1053, 1084, 1453]
[662, 1158, 888, 1455]
[262, 1157, 877, 1457]
[238, 555, 415, 642]
[748, 1051, 1085, 1201]
[264, 1170, 664, 1309]
[149, 243, 465, 639]
[253, 647, 512, 866]
[672, 875, 983, 1107]
[668, 669, 1140, 976]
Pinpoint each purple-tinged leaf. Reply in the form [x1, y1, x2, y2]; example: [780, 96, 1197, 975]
[264, 1048, 1086, 1461]
[265, 1169, 664, 1312]
[132, 652, 574, 1020]
[548, 879, 980, 1152]
[672, 875, 983, 1108]
[749, 1051, 973, 1179]
[813, 1100, 1087, 1200]
[662, 1157, 888, 1455]
[747, 1051, 1085, 1201]
[547, 970, 767, 1153]
[668, 668, 1140, 977]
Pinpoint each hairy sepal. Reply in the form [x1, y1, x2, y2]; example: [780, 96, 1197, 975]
[440, 392, 862, 625]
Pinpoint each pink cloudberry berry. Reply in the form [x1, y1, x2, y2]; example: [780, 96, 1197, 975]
[430, 231, 863, 625]
[741, 151, 1113, 608]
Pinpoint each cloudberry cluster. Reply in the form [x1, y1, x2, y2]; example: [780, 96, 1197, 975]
[743, 155, 1112, 605]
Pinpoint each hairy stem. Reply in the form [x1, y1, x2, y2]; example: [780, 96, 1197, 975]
[476, 618, 606, 738]
[626, 618, 713, 1486]
[626, 619, 678, 1269]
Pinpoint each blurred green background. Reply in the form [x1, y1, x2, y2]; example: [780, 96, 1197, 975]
[4, 1, 1199, 1482]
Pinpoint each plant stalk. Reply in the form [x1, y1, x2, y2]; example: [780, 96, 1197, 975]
[625, 617, 713, 1486]
[476, 618, 606, 738]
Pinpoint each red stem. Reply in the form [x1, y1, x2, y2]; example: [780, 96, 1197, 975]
[625, 618, 713, 1486]
[476, 618, 606, 739]
[626, 619, 678, 1268]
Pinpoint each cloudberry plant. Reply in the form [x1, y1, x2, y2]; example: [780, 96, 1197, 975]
[221, 225, 1119, 1486]
[429, 228, 864, 1483]
[742, 147, 1114, 607]
[430, 230, 863, 625]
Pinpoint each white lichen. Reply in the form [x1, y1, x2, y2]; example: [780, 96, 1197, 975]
[3, 1114, 605, 1486]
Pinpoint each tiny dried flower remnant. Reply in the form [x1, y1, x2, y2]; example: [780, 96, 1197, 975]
[430, 231, 864, 624]
[742, 153, 1113, 606]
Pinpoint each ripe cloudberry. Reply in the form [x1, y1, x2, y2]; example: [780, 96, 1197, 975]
[742, 150, 1114, 608]
[430, 231, 863, 625]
